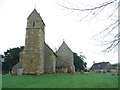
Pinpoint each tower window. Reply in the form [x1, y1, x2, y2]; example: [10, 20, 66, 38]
[31, 60, 33, 64]
[33, 22, 35, 27]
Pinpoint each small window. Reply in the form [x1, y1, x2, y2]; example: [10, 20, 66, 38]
[31, 60, 33, 64]
[33, 22, 35, 27]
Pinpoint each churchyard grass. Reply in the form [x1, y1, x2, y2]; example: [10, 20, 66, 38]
[0, 74, 2, 89]
[2, 72, 118, 88]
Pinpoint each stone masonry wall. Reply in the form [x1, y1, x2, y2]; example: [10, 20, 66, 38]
[44, 43, 56, 73]
[56, 42, 75, 73]
[22, 28, 44, 74]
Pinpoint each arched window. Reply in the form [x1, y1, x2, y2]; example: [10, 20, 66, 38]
[33, 22, 35, 27]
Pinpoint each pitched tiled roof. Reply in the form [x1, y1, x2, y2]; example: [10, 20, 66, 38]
[110, 63, 120, 69]
[89, 62, 111, 70]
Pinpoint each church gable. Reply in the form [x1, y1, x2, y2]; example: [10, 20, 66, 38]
[56, 41, 74, 72]
[57, 41, 73, 56]
[27, 9, 45, 29]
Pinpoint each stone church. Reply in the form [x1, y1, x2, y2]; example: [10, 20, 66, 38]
[12, 9, 75, 75]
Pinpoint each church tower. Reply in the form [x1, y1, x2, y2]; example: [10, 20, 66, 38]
[22, 9, 45, 74]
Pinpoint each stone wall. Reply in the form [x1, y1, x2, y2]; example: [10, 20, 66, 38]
[56, 41, 75, 73]
[44, 43, 56, 73]
[27, 9, 45, 30]
[22, 28, 44, 74]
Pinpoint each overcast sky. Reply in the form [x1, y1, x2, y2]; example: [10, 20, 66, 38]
[0, 0, 118, 68]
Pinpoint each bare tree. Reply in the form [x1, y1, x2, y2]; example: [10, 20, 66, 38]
[58, 0, 120, 52]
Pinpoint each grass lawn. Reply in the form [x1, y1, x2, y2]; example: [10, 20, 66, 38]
[2, 72, 118, 88]
[0, 74, 2, 89]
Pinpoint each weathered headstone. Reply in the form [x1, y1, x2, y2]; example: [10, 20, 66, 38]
[17, 67, 23, 76]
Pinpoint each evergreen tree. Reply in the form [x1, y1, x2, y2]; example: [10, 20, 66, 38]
[2, 46, 24, 72]
[73, 52, 87, 72]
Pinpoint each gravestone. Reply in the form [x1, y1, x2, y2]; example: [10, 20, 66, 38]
[17, 68, 23, 76]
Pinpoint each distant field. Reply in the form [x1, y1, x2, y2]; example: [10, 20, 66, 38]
[2, 72, 118, 88]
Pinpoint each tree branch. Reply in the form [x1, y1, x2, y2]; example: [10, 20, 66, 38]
[59, 0, 119, 52]
[59, 0, 117, 11]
